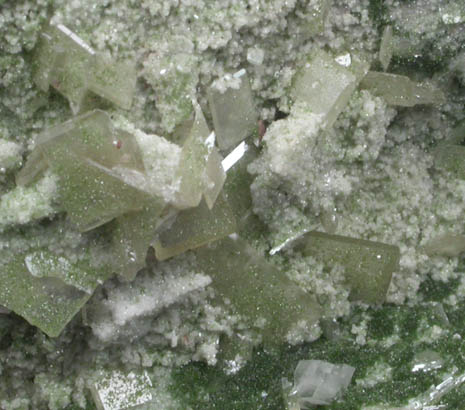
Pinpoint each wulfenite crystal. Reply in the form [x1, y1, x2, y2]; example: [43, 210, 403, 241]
[379, 26, 394, 71]
[91, 370, 153, 410]
[360, 71, 445, 106]
[33, 23, 135, 113]
[294, 231, 400, 304]
[207, 70, 258, 151]
[154, 195, 236, 261]
[290, 49, 369, 129]
[434, 144, 465, 179]
[422, 233, 465, 257]
[195, 235, 321, 340]
[17, 110, 156, 232]
[174, 102, 226, 210]
[0, 252, 95, 337]
[110, 200, 166, 281]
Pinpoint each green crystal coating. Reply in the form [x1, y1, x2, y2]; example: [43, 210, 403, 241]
[434, 144, 465, 179]
[111, 200, 166, 281]
[154, 195, 237, 261]
[360, 71, 446, 107]
[52, 153, 152, 232]
[294, 231, 400, 304]
[290, 49, 369, 129]
[0, 254, 91, 337]
[207, 71, 258, 151]
[196, 235, 322, 340]
[24, 249, 111, 294]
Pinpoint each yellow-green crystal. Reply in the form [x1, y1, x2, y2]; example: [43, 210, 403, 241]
[294, 231, 400, 304]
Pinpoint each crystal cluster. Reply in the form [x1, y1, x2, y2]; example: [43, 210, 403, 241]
[34, 24, 136, 113]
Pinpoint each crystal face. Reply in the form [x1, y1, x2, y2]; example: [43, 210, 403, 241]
[379, 25, 394, 71]
[195, 235, 322, 340]
[286, 360, 355, 406]
[33, 24, 135, 113]
[207, 71, 258, 151]
[17, 110, 157, 232]
[174, 102, 226, 210]
[0, 253, 92, 337]
[360, 71, 446, 106]
[434, 144, 465, 179]
[154, 195, 237, 261]
[290, 49, 369, 129]
[294, 231, 400, 304]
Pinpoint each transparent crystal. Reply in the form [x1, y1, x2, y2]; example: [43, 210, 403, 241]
[379, 25, 393, 71]
[175, 103, 226, 210]
[290, 360, 355, 406]
[17, 110, 145, 186]
[195, 235, 322, 340]
[24, 249, 111, 294]
[294, 231, 400, 304]
[423, 232, 465, 257]
[154, 194, 236, 261]
[290, 49, 369, 129]
[111, 199, 166, 281]
[33, 23, 135, 113]
[0, 253, 91, 337]
[207, 71, 258, 151]
[434, 144, 465, 179]
[360, 71, 445, 106]
[412, 350, 444, 373]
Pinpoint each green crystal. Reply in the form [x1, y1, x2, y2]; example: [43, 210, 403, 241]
[175, 102, 226, 210]
[196, 235, 322, 340]
[87, 56, 136, 110]
[16, 110, 154, 232]
[294, 231, 400, 304]
[360, 71, 446, 106]
[24, 249, 111, 294]
[221, 141, 267, 239]
[0, 254, 92, 337]
[290, 49, 369, 129]
[154, 194, 236, 261]
[91, 370, 153, 410]
[379, 26, 393, 71]
[52, 153, 153, 232]
[111, 200, 166, 281]
[434, 144, 465, 178]
[33, 24, 135, 113]
[207, 70, 258, 151]
[302, 0, 331, 36]
[423, 233, 465, 257]
[17, 110, 145, 186]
